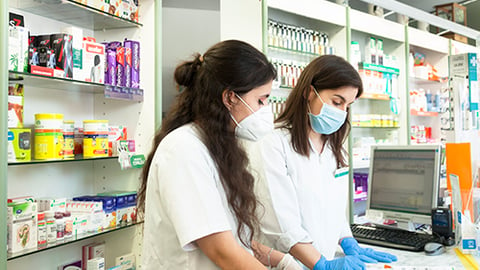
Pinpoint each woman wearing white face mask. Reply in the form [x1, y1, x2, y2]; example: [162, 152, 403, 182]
[138, 40, 301, 270]
[249, 55, 397, 270]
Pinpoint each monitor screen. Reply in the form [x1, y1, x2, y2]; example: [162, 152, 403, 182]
[367, 145, 442, 225]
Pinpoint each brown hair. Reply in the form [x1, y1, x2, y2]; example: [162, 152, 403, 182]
[276, 55, 363, 168]
[137, 40, 277, 248]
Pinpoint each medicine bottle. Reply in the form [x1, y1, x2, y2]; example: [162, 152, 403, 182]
[55, 212, 65, 241]
[63, 211, 73, 239]
[37, 212, 47, 247]
[45, 211, 57, 245]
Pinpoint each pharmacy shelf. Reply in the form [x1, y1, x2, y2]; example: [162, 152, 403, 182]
[409, 76, 447, 85]
[267, 45, 321, 57]
[7, 221, 142, 261]
[352, 126, 399, 129]
[8, 156, 117, 166]
[10, 0, 142, 30]
[358, 62, 400, 75]
[410, 109, 439, 117]
[359, 93, 390, 100]
[8, 71, 143, 101]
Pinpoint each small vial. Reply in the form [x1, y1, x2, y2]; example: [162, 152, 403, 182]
[63, 211, 73, 239]
[45, 211, 57, 245]
[55, 212, 65, 241]
[37, 212, 47, 247]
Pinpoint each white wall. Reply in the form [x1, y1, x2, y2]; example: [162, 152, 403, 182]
[162, 7, 220, 114]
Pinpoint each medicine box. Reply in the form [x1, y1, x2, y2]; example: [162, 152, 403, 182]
[7, 201, 38, 253]
[8, 25, 29, 72]
[82, 38, 105, 83]
[87, 257, 105, 270]
[51, 33, 73, 78]
[38, 197, 67, 213]
[8, 128, 31, 162]
[115, 253, 136, 270]
[8, 84, 24, 128]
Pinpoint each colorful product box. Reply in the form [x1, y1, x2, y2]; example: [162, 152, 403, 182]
[116, 46, 126, 87]
[124, 39, 140, 88]
[38, 198, 67, 213]
[115, 253, 136, 270]
[8, 84, 24, 128]
[51, 33, 74, 78]
[7, 201, 38, 253]
[8, 25, 29, 72]
[63, 26, 84, 81]
[82, 38, 105, 83]
[108, 125, 127, 156]
[97, 191, 137, 226]
[8, 128, 31, 162]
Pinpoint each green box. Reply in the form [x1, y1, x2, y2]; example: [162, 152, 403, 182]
[8, 128, 31, 162]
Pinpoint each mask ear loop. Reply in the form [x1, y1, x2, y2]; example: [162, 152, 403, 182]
[234, 93, 255, 114]
[229, 113, 241, 128]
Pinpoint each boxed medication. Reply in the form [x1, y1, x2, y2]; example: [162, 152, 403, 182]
[98, 191, 137, 226]
[7, 201, 38, 253]
[124, 39, 140, 88]
[38, 198, 67, 213]
[82, 37, 105, 83]
[87, 257, 105, 270]
[115, 253, 136, 270]
[51, 33, 74, 78]
[8, 25, 29, 72]
[8, 84, 24, 128]
[63, 26, 84, 81]
[8, 128, 31, 162]
[108, 125, 127, 156]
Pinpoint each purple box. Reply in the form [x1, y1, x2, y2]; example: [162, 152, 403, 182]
[123, 41, 132, 88]
[104, 42, 122, 86]
[124, 39, 140, 88]
[116, 46, 125, 87]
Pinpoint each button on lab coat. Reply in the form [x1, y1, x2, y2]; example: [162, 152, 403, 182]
[142, 124, 248, 270]
[249, 128, 352, 260]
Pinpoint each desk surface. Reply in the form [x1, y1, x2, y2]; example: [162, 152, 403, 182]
[360, 244, 466, 269]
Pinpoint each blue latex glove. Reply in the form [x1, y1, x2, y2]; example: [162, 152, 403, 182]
[341, 237, 397, 263]
[313, 255, 366, 270]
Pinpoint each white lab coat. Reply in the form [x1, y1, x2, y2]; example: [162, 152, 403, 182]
[141, 123, 249, 270]
[249, 128, 352, 260]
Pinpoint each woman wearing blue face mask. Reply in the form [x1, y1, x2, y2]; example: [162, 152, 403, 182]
[137, 40, 302, 270]
[250, 55, 397, 270]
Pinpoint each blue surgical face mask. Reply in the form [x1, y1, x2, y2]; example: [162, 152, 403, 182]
[308, 87, 347, 135]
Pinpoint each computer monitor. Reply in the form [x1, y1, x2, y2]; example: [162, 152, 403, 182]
[366, 144, 442, 228]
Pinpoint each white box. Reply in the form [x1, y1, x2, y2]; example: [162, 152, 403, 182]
[87, 257, 105, 270]
[115, 253, 135, 270]
[8, 26, 29, 72]
[82, 40, 105, 83]
[7, 202, 38, 253]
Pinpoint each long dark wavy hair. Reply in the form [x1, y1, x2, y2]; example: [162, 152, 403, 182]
[276, 55, 363, 168]
[138, 40, 277, 248]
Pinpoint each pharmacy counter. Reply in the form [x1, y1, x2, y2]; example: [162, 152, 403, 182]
[358, 244, 469, 269]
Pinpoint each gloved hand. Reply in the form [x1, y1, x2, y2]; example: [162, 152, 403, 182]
[341, 237, 397, 263]
[272, 254, 303, 270]
[313, 255, 366, 270]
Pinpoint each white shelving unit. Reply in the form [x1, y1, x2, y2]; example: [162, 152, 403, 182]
[407, 27, 450, 145]
[264, 0, 347, 101]
[4, 1, 157, 269]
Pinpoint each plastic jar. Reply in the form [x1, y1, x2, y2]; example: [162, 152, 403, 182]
[55, 212, 65, 241]
[83, 120, 109, 158]
[45, 211, 57, 245]
[37, 212, 47, 247]
[63, 120, 75, 159]
[63, 211, 73, 239]
[34, 113, 64, 160]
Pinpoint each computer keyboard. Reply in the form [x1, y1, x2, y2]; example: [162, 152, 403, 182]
[351, 223, 438, 252]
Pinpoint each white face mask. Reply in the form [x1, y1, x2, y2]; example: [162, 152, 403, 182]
[230, 94, 274, 141]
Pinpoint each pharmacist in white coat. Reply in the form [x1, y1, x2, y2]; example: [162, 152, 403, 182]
[251, 55, 397, 270]
[137, 40, 301, 270]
